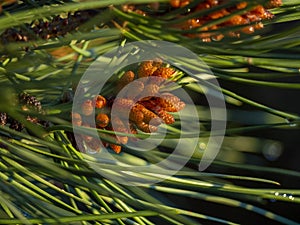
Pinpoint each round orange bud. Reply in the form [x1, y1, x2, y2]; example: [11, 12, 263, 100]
[95, 95, 107, 109]
[236, 2, 247, 9]
[125, 80, 144, 100]
[152, 67, 175, 79]
[139, 83, 159, 98]
[116, 134, 128, 145]
[136, 121, 158, 133]
[96, 113, 110, 128]
[86, 138, 101, 153]
[81, 134, 93, 143]
[130, 107, 144, 123]
[137, 61, 158, 78]
[120, 70, 135, 85]
[72, 112, 82, 126]
[81, 99, 94, 116]
[110, 143, 122, 154]
[170, 0, 180, 8]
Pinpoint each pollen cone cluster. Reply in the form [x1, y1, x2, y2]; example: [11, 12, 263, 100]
[170, 0, 282, 41]
[0, 10, 96, 44]
[0, 92, 45, 132]
[122, 0, 282, 42]
[76, 60, 185, 154]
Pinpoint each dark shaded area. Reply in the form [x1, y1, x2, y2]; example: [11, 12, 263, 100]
[219, 79, 300, 172]
[201, 77, 300, 224]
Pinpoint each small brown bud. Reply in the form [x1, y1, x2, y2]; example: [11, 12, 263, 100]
[228, 15, 244, 25]
[129, 122, 138, 134]
[81, 134, 93, 143]
[110, 143, 122, 154]
[120, 70, 135, 85]
[137, 61, 158, 78]
[128, 122, 138, 141]
[116, 135, 128, 145]
[117, 70, 135, 93]
[134, 103, 161, 126]
[152, 58, 163, 68]
[111, 117, 129, 144]
[170, 0, 181, 8]
[152, 67, 175, 79]
[266, 0, 282, 9]
[136, 121, 158, 133]
[125, 80, 144, 100]
[156, 109, 174, 124]
[113, 98, 135, 109]
[72, 112, 82, 126]
[95, 95, 107, 109]
[96, 113, 110, 128]
[139, 83, 159, 99]
[86, 138, 101, 153]
[81, 99, 94, 116]
[155, 94, 185, 112]
[170, 0, 190, 8]
[129, 107, 144, 123]
[141, 101, 174, 124]
[236, 2, 247, 9]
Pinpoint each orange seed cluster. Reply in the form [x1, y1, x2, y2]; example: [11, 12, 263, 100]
[76, 60, 185, 154]
[110, 60, 185, 147]
[169, 0, 282, 41]
[122, 1, 282, 42]
[0, 11, 97, 44]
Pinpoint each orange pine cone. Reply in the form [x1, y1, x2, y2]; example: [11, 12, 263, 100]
[128, 122, 139, 141]
[137, 61, 158, 78]
[95, 95, 107, 109]
[236, 2, 248, 9]
[81, 99, 94, 116]
[85, 138, 101, 153]
[170, 0, 190, 8]
[136, 121, 158, 133]
[155, 109, 175, 125]
[129, 106, 144, 123]
[170, 0, 282, 42]
[113, 98, 135, 109]
[112, 117, 129, 145]
[140, 101, 175, 124]
[152, 58, 163, 68]
[96, 113, 110, 128]
[120, 70, 135, 85]
[117, 70, 135, 92]
[152, 67, 175, 79]
[266, 0, 282, 8]
[152, 95, 185, 112]
[109, 143, 122, 154]
[134, 103, 162, 126]
[125, 80, 144, 100]
[129, 122, 138, 134]
[72, 112, 82, 126]
[139, 83, 160, 99]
